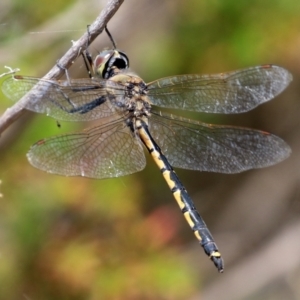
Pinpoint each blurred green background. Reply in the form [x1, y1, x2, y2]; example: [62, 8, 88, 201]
[1, 0, 300, 299]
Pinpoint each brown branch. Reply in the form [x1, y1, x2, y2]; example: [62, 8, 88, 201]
[0, 0, 124, 135]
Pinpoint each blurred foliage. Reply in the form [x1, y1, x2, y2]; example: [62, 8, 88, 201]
[1, 0, 76, 42]
[0, 0, 300, 300]
[138, 0, 299, 78]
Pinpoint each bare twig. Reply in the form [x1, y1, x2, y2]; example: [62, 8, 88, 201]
[0, 0, 124, 135]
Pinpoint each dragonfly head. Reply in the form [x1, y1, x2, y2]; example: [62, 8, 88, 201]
[94, 49, 129, 79]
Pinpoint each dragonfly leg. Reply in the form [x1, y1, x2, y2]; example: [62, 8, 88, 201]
[81, 25, 94, 79]
[56, 60, 71, 83]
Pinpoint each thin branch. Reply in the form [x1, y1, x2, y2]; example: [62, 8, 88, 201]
[0, 0, 124, 135]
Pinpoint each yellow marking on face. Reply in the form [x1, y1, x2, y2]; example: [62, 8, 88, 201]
[183, 211, 195, 228]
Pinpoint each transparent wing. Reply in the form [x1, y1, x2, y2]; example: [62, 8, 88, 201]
[2, 75, 127, 121]
[27, 117, 146, 178]
[147, 65, 292, 113]
[149, 112, 291, 173]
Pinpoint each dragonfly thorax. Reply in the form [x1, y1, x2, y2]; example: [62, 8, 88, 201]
[111, 73, 152, 119]
[94, 49, 129, 79]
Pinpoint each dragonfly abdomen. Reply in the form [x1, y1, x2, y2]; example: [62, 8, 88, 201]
[136, 118, 224, 272]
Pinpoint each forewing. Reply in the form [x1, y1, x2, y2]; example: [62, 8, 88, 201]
[148, 65, 292, 113]
[27, 118, 146, 178]
[149, 112, 291, 173]
[2, 75, 126, 121]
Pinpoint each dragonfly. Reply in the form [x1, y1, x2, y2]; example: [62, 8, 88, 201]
[2, 28, 292, 272]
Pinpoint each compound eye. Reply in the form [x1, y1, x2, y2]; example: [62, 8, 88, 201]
[94, 50, 114, 72]
[93, 49, 129, 78]
[118, 51, 129, 69]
